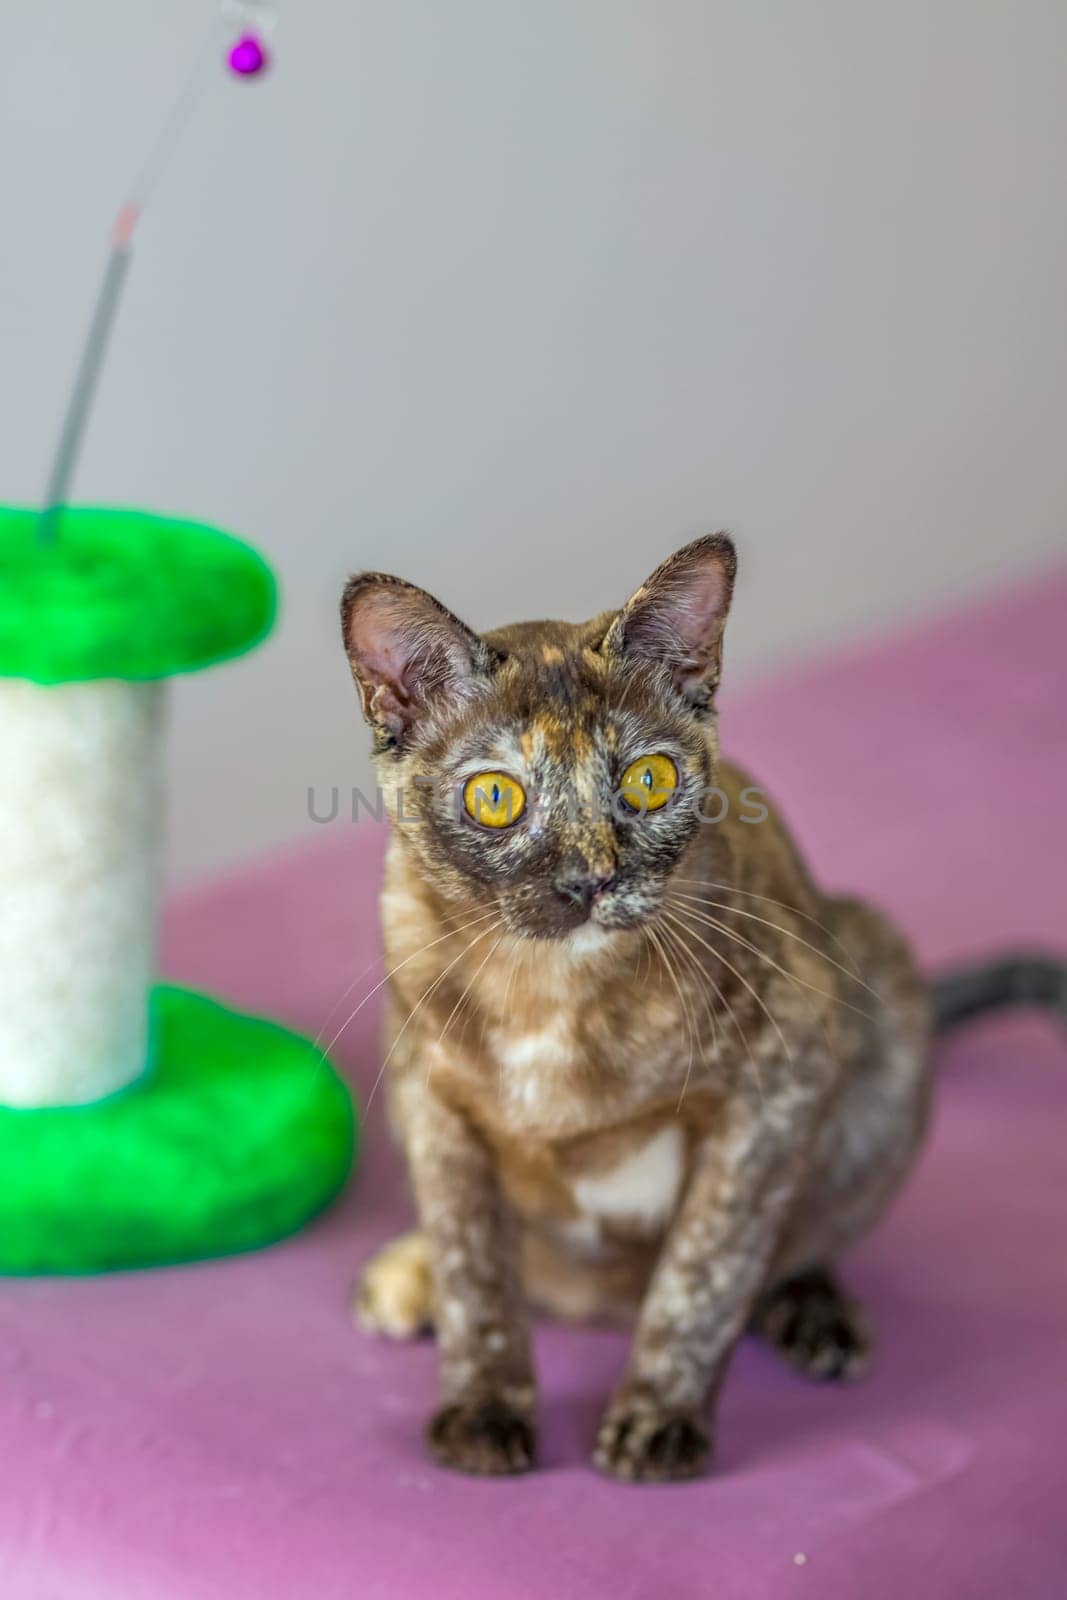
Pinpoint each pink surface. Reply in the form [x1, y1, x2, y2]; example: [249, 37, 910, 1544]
[3, 571, 1067, 1599]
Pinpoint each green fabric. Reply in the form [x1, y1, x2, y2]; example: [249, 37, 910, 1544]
[0, 987, 357, 1274]
[0, 506, 276, 683]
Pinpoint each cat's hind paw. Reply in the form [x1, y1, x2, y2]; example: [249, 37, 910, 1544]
[753, 1266, 872, 1381]
[354, 1230, 435, 1340]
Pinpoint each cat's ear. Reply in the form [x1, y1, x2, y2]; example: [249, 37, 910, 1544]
[341, 573, 497, 746]
[604, 533, 737, 710]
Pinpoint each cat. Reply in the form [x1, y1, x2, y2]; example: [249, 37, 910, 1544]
[341, 533, 1065, 1481]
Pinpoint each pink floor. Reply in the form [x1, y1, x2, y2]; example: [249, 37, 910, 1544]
[3, 571, 1067, 1599]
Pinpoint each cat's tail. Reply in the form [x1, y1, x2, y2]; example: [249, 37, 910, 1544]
[931, 953, 1067, 1035]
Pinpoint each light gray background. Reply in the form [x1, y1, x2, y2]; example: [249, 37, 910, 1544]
[4, 1, 1065, 882]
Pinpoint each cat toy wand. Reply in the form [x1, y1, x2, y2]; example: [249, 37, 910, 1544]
[36, 1, 276, 546]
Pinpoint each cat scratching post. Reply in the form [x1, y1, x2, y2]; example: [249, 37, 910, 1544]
[0, 505, 356, 1273]
[0, 676, 165, 1106]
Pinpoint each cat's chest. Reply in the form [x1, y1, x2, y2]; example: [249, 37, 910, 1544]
[482, 971, 691, 1133]
[487, 1022, 690, 1234]
[490, 1012, 587, 1123]
[483, 1010, 693, 1220]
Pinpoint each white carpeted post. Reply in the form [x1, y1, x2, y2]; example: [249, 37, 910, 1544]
[0, 678, 165, 1107]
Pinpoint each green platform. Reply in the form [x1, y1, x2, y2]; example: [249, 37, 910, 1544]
[0, 505, 275, 683]
[0, 987, 357, 1275]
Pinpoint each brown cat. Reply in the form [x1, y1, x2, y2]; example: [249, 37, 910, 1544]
[341, 534, 1064, 1482]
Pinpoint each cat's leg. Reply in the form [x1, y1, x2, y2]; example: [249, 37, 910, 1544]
[752, 897, 930, 1381]
[395, 1079, 537, 1476]
[354, 1230, 434, 1339]
[593, 1104, 813, 1483]
[750, 1265, 872, 1379]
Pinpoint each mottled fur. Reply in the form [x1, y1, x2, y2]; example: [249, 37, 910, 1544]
[342, 536, 932, 1481]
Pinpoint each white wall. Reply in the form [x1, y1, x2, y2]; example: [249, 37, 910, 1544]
[3, 0, 1065, 881]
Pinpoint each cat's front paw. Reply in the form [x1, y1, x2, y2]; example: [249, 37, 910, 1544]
[593, 1389, 711, 1483]
[427, 1397, 537, 1476]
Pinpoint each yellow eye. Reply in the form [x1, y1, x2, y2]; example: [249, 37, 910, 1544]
[619, 753, 679, 813]
[463, 771, 527, 829]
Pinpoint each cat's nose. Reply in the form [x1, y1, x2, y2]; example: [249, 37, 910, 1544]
[554, 869, 617, 909]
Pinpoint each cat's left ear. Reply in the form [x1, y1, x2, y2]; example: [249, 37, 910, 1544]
[604, 533, 737, 711]
[341, 573, 498, 747]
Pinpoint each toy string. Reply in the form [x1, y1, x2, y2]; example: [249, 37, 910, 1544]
[36, 12, 231, 546]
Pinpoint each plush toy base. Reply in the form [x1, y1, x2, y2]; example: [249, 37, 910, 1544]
[0, 987, 356, 1274]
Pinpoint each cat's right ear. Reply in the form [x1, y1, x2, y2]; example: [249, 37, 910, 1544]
[341, 573, 497, 747]
[603, 533, 737, 712]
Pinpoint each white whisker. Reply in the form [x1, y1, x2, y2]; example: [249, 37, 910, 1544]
[671, 876, 867, 983]
[672, 900, 875, 1024]
[656, 912, 769, 1107]
[363, 918, 502, 1111]
[647, 922, 696, 1112]
[320, 906, 500, 1061]
[437, 934, 505, 1055]
[670, 887, 881, 999]
[661, 904, 796, 1084]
